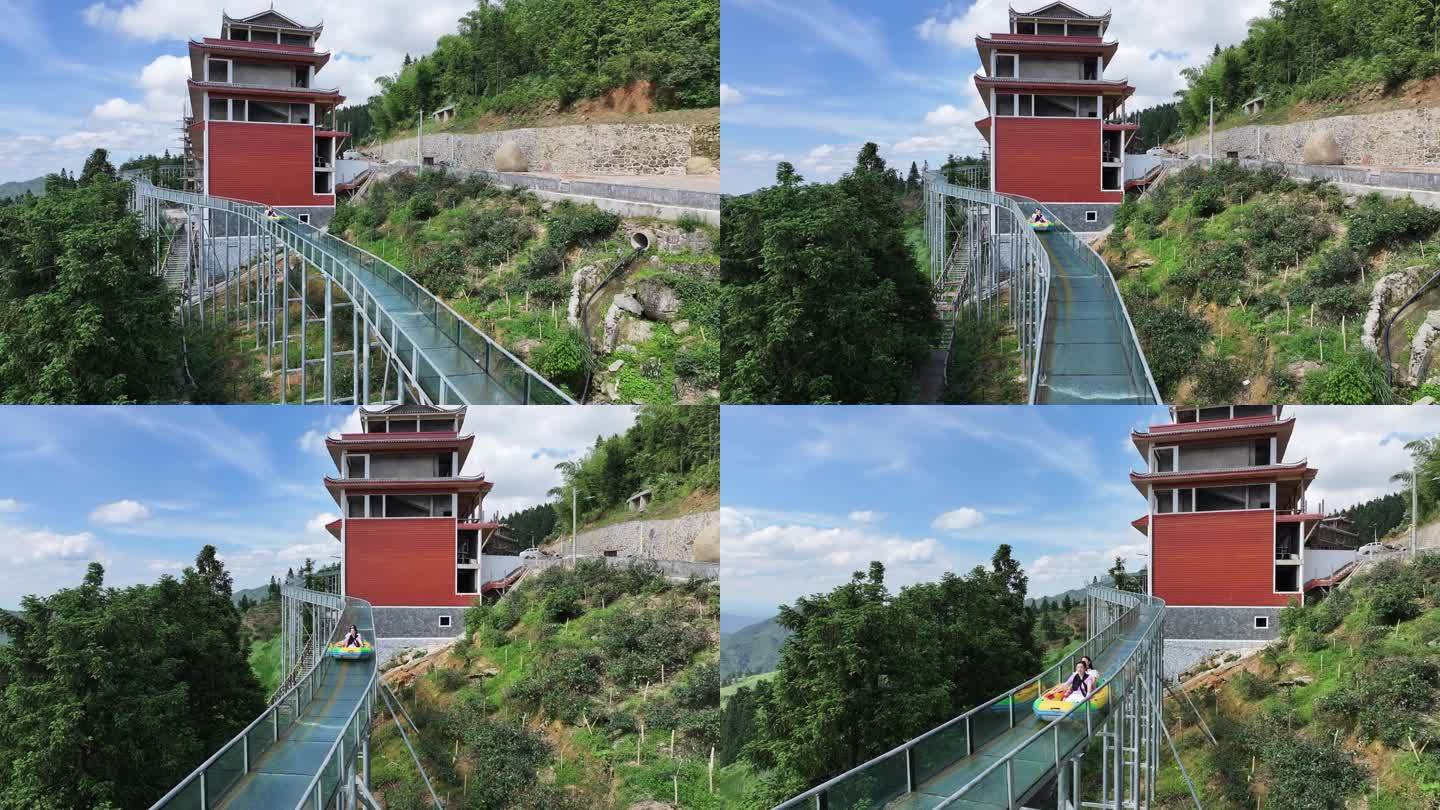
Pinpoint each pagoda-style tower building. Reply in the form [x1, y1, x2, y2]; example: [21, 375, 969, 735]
[1129, 406, 1328, 651]
[186, 8, 348, 226]
[324, 404, 525, 639]
[973, 2, 1137, 230]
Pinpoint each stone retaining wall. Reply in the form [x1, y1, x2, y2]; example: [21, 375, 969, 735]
[375, 124, 707, 176]
[1176, 107, 1440, 167]
[543, 511, 720, 563]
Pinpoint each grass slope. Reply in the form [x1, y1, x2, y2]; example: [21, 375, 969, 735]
[372, 560, 720, 809]
[333, 171, 720, 403]
[1106, 162, 1440, 404]
[1158, 554, 1440, 809]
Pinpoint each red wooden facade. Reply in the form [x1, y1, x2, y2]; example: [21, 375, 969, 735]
[1131, 406, 1320, 608]
[993, 118, 1117, 203]
[1150, 511, 1288, 607]
[186, 9, 345, 209]
[973, 3, 1135, 204]
[207, 122, 336, 206]
[344, 518, 475, 607]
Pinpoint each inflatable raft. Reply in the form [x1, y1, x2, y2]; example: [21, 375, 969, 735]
[1029, 217, 1052, 231]
[988, 680, 1040, 713]
[326, 642, 374, 660]
[1032, 678, 1108, 720]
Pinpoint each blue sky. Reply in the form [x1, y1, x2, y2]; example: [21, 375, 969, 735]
[720, 405, 1437, 618]
[720, 0, 1271, 194]
[0, 405, 636, 608]
[0, 0, 475, 183]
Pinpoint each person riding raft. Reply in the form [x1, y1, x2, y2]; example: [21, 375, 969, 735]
[1062, 661, 1090, 703]
[1031, 209, 1048, 225]
[342, 624, 363, 648]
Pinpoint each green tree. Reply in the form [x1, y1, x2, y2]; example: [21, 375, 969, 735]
[0, 150, 179, 403]
[0, 550, 264, 810]
[720, 146, 937, 403]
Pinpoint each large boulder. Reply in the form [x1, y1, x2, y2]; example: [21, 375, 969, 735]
[685, 156, 716, 175]
[494, 141, 528, 172]
[1301, 130, 1342, 165]
[634, 279, 682, 322]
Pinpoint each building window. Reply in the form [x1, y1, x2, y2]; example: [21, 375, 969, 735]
[1085, 210, 1099, 223]
[1153, 447, 1175, 473]
[1102, 166, 1121, 191]
[1154, 488, 1174, 514]
[346, 495, 365, 518]
[298, 214, 310, 224]
[438, 615, 452, 628]
[346, 455, 368, 479]
[1254, 616, 1269, 629]
[208, 98, 230, 121]
[995, 54, 1017, 78]
[289, 103, 311, 124]
[209, 59, 230, 83]
[995, 94, 1016, 116]
[247, 101, 289, 124]
[282, 32, 311, 47]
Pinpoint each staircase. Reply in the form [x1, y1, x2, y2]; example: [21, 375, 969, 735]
[267, 629, 318, 704]
[161, 223, 188, 289]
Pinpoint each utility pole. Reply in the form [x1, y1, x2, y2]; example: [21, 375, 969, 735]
[571, 487, 578, 566]
[1208, 97, 1215, 167]
[1413, 454, 1419, 559]
[417, 110, 423, 168]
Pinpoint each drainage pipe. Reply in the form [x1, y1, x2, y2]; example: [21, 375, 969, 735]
[579, 229, 653, 402]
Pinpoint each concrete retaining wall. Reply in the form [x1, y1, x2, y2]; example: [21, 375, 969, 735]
[1163, 156, 1440, 209]
[1303, 549, 1357, 583]
[375, 124, 708, 176]
[1177, 107, 1440, 168]
[1164, 639, 1266, 684]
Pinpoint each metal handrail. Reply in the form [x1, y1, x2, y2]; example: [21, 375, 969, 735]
[292, 596, 381, 809]
[128, 176, 573, 404]
[923, 172, 1052, 403]
[932, 587, 1164, 808]
[772, 586, 1150, 809]
[1007, 192, 1162, 404]
[146, 584, 354, 809]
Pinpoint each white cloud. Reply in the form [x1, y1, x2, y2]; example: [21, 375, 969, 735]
[848, 510, 883, 524]
[1028, 540, 1150, 587]
[0, 498, 25, 513]
[932, 507, 986, 532]
[736, 149, 785, 163]
[306, 512, 340, 534]
[146, 559, 189, 572]
[923, 104, 969, 127]
[1, 527, 98, 564]
[720, 83, 744, 105]
[89, 499, 152, 525]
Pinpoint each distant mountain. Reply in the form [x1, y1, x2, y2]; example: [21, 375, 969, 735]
[232, 582, 272, 607]
[0, 176, 45, 200]
[1027, 568, 1147, 608]
[720, 615, 790, 680]
[721, 612, 767, 635]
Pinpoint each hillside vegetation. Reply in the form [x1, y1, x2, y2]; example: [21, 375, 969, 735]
[371, 560, 720, 810]
[359, 0, 718, 141]
[721, 146, 936, 403]
[1105, 162, 1440, 404]
[1159, 553, 1440, 809]
[548, 402, 719, 537]
[329, 171, 720, 403]
[1176, 0, 1440, 134]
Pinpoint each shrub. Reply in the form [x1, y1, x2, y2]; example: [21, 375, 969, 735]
[1231, 670, 1274, 700]
[521, 275, 567, 304]
[530, 326, 588, 394]
[436, 706, 552, 810]
[540, 583, 584, 623]
[1345, 194, 1440, 253]
[522, 245, 564, 279]
[597, 604, 709, 686]
[676, 213, 705, 232]
[1316, 657, 1440, 746]
[1129, 302, 1211, 397]
[406, 191, 438, 221]
[1300, 350, 1393, 404]
[544, 201, 620, 250]
[1193, 355, 1244, 404]
[415, 244, 469, 295]
[506, 648, 603, 723]
[675, 339, 721, 387]
[428, 666, 466, 692]
[328, 202, 355, 234]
